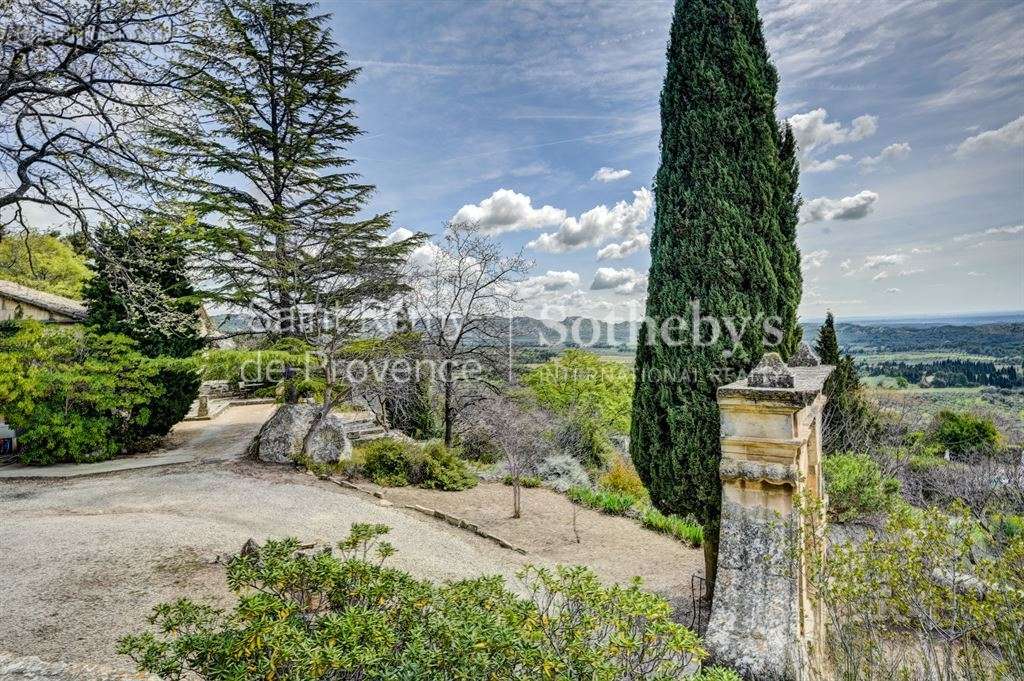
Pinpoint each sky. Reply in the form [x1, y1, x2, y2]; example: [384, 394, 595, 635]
[328, 0, 1024, 322]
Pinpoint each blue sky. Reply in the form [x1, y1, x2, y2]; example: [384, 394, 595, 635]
[332, 0, 1022, 321]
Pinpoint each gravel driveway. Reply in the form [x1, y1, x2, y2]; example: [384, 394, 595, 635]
[0, 405, 530, 670]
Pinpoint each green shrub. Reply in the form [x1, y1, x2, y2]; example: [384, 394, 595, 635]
[824, 453, 901, 522]
[804, 503, 1024, 679]
[928, 409, 1001, 455]
[119, 523, 709, 679]
[196, 348, 311, 382]
[0, 321, 159, 464]
[503, 474, 542, 488]
[567, 486, 639, 516]
[419, 440, 476, 491]
[358, 437, 421, 487]
[135, 358, 200, 442]
[599, 455, 649, 502]
[641, 508, 704, 547]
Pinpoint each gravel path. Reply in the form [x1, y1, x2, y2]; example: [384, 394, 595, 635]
[0, 404, 702, 673]
[0, 405, 530, 670]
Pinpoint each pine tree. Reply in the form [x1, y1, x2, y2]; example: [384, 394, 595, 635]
[630, 0, 801, 591]
[815, 311, 841, 365]
[83, 221, 204, 441]
[815, 312, 876, 453]
[153, 0, 418, 336]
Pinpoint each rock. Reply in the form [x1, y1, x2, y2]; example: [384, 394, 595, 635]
[240, 537, 260, 557]
[252, 403, 319, 464]
[250, 403, 353, 465]
[304, 412, 353, 464]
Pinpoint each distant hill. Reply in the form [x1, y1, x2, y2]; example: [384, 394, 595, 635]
[210, 312, 1022, 359]
[823, 322, 1023, 358]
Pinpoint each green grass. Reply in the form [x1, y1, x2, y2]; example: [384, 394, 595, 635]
[567, 486, 638, 515]
[640, 508, 704, 548]
[566, 486, 703, 547]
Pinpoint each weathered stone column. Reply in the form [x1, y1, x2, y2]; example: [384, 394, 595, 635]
[705, 346, 832, 680]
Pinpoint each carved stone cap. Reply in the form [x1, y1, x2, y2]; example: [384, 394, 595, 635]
[717, 356, 834, 407]
[788, 342, 821, 367]
[748, 352, 794, 388]
[720, 458, 798, 484]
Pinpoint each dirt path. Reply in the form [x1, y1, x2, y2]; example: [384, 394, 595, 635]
[0, 404, 702, 670]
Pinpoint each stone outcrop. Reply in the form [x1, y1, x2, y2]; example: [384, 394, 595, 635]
[705, 353, 834, 680]
[250, 404, 352, 464]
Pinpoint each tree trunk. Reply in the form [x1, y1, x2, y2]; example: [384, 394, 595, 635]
[703, 515, 720, 604]
[443, 379, 453, 447]
[512, 482, 521, 519]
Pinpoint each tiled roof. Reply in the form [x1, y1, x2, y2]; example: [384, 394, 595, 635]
[0, 279, 87, 320]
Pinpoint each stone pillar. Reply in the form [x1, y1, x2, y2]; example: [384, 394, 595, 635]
[705, 345, 832, 680]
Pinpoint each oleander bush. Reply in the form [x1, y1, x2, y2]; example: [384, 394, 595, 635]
[118, 523, 736, 680]
[824, 452, 901, 522]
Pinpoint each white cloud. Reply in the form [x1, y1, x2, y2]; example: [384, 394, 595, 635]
[803, 154, 852, 173]
[787, 108, 877, 156]
[800, 190, 879, 224]
[967, 271, 987, 277]
[590, 267, 647, 295]
[954, 115, 1024, 158]
[910, 245, 941, 254]
[520, 270, 582, 299]
[859, 142, 911, 170]
[886, 288, 901, 294]
[864, 253, 907, 268]
[986, 224, 1023, 236]
[452, 189, 565, 234]
[954, 223, 1023, 242]
[596, 232, 650, 260]
[529, 187, 653, 253]
[384, 227, 443, 269]
[843, 252, 909, 278]
[801, 249, 829, 270]
[592, 166, 632, 182]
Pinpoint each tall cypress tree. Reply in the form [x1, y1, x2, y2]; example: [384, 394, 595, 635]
[152, 0, 418, 336]
[630, 0, 801, 591]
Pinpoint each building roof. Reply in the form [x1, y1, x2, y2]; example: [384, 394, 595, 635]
[0, 279, 87, 321]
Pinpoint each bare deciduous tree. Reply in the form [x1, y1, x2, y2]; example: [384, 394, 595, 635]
[473, 396, 554, 519]
[0, 0, 198, 241]
[407, 222, 531, 446]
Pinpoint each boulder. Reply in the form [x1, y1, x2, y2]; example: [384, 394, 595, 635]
[251, 403, 352, 464]
[305, 411, 353, 463]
